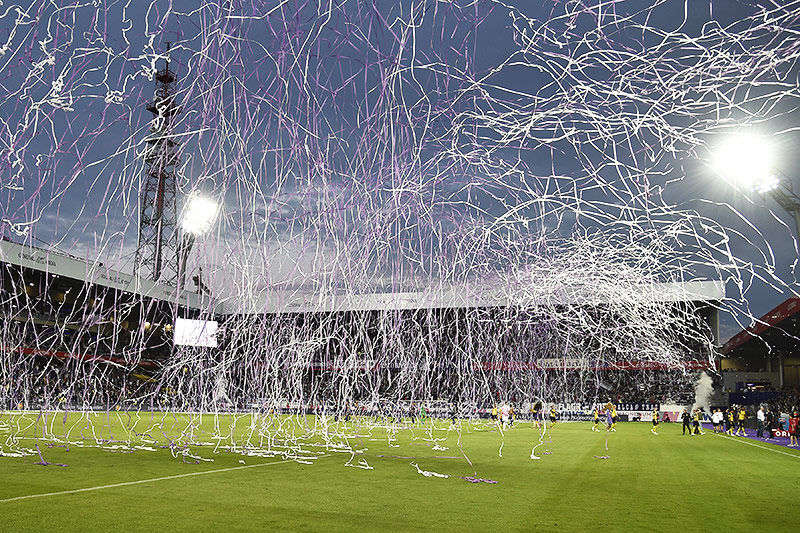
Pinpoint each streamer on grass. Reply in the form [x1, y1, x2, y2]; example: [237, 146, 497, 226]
[1, 1, 799, 468]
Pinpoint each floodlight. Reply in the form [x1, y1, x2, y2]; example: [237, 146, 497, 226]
[751, 175, 779, 194]
[181, 195, 219, 235]
[712, 134, 776, 193]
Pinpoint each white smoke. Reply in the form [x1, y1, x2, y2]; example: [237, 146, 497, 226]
[691, 372, 714, 415]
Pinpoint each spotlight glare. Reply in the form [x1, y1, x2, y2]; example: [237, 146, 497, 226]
[181, 195, 219, 236]
[712, 135, 775, 192]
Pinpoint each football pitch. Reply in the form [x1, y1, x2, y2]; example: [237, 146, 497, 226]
[0, 412, 797, 532]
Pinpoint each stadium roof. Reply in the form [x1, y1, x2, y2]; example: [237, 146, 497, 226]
[245, 279, 724, 314]
[2, 238, 724, 317]
[721, 296, 800, 356]
[0, 238, 220, 313]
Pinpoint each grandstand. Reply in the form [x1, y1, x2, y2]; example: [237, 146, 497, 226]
[720, 297, 800, 411]
[0, 237, 220, 360]
[721, 296, 800, 385]
[2, 238, 725, 413]
[0, 238, 223, 409]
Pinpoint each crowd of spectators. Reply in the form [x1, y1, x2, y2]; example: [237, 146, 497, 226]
[1, 355, 162, 410]
[3, 347, 795, 419]
[537, 369, 699, 407]
[771, 387, 800, 414]
[604, 370, 698, 405]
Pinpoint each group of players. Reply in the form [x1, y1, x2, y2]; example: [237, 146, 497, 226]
[491, 402, 621, 432]
[491, 401, 800, 447]
[590, 403, 619, 432]
[707, 406, 749, 436]
[594, 404, 721, 437]
[490, 401, 560, 430]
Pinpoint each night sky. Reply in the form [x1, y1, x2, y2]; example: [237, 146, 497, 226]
[2, 0, 800, 342]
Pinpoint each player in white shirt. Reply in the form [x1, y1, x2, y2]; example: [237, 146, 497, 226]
[711, 409, 723, 433]
[499, 402, 511, 430]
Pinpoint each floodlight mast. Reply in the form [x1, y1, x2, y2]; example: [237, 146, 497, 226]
[135, 43, 181, 284]
[750, 171, 799, 389]
[764, 174, 800, 240]
[711, 136, 800, 387]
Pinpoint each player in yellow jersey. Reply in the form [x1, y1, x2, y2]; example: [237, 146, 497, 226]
[610, 405, 618, 431]
[735, 407, 747, 436]
[530, 401, 542, 428]
[651, 407, 659, 435]
[692, 408, 704, 435]
[592, 406, 601, 431]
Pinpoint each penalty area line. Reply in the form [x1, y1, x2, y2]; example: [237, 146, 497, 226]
[713, 433, 800, 459]
[0, 459, 293, 504]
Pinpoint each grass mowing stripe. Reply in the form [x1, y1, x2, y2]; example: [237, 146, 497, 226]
[0, 459, 293, 504]
[712, 432, 800, 459]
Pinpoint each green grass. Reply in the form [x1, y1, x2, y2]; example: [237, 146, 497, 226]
[1, 412, 798, 532]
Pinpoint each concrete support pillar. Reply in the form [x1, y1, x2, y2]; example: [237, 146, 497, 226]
[779, 352, 784, 387]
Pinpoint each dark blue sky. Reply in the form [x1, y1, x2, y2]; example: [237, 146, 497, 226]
[1, 0, 800, 341]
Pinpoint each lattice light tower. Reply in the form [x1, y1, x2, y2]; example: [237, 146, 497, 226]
[135, 44, 182, 283]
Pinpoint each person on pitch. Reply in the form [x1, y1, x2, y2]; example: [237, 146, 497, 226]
[592, 405, 601, 432]
[651, 407, 659, 435]
[681, 408, 691, 435]
[712, 409, 723, 433]
[610, 404, 618, 431]
[498, 401, 511, 430]
[692, 408, 703, 435]
[530, 401, 542, 428]
[605, 402, 615, 431]
[735, 407, 747, 436]
[789, 411, 799, 447]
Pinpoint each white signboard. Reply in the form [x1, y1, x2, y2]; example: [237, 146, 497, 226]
[174, 318, 218, 347]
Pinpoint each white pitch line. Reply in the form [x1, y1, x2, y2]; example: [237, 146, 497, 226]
[714, 433, 800, 459]
[0, 459, 292, 504]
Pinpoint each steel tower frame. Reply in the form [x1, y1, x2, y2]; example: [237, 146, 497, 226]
[135, 44, 182, 283]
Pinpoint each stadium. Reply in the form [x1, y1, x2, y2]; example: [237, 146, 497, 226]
[3, 237, 796, 531]
[1, 237, 722, 413]
[2, 1, 800, 532]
